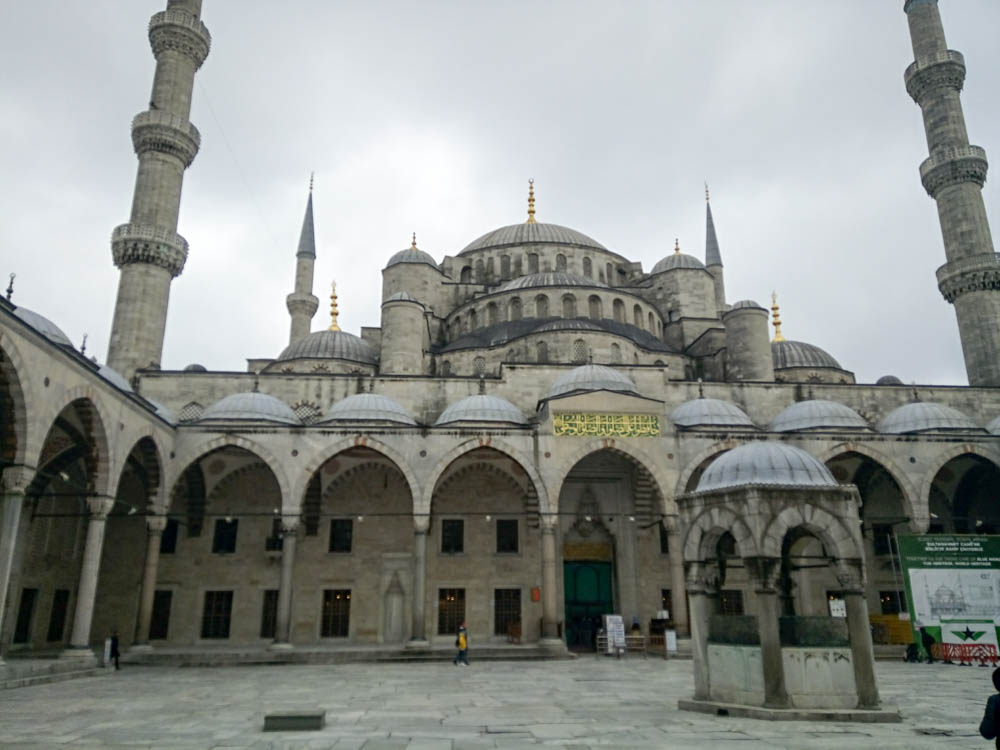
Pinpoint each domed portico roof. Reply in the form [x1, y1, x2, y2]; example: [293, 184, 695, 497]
[877, 402, 980, 434]
[435, 395, 527, 425]
[670, 398, 755, 428]
[696, 442, 837, 492]
[13, 307, 73, 347]
[769, 400, 869, 432]
[277, 330, 377, 364]
[548, 364, 639, 399]
[461, 223, 607, 255]
[199, 392, 300, 425]
[320, 393, 417, 425]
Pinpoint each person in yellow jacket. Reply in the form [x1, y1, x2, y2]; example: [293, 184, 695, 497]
[453, 620, 469, 666]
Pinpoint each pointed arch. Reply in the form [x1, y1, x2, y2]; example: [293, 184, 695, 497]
[168, 434, 292, 506]
[682, 505, 756, 563]
[920, 443, 1000, 517]
[674, 440, 743, 496]
[31, 389, 114, 498]
[111, 435, 165, 512]
[817, 442, 919, 523]
[298, 435, 420, 510]
[0, 336, 34, 472]
[760, 502, 861, 561]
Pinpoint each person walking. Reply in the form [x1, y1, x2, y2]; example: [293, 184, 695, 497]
[453, 620, 469, 666]
[109, 630, 121, 671]
[920, 626, 936, 664]
[979, 667, 1000, 748]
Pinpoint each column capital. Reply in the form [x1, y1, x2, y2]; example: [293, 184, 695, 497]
[1, 466, 33, 493]
[86, 497, 115, 519]
[414, 514, 430, 534]
[834, 559, 867, 593]
[146, 515, 168, 533]
[280, 516, 301, 536]
[743, 556, 782, 592]
[684, 561, 720, 595]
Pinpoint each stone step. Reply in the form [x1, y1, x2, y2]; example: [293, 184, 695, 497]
[1, 667, 106, 690]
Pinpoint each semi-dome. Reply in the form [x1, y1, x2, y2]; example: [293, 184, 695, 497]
[461, 223, 607, 254]
[696, 442, 837, 492]
[320, 393, 417, 425]
[771, 340, 842, 370]
[876, 375, 904, 386]
[548, 364, 638, 399]
[769, 400, 869, 432]
[651, 253, 705, 274]
[277, 330, 378, 364]
[435, 395, 527, 425]
[877, 402, 980, 434]
[97, 364, 133, 392]
[184, 363, 207, 372]
[13, 307, 73, 347]
[988, 416, 1000, 435]
[147, 399, 176, 424]
[386, 246, 438, 269]
[499, 272, 607, 293]
[199, 392, 300, 425]
[670, 398, 755, 428]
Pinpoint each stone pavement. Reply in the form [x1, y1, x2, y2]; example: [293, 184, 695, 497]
[0, 657, 990, 749]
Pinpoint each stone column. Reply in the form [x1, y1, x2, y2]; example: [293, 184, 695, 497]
[540, 524, 562, 645]
[685, 562, 719, 701]
[132, 515, 167, 650]
[755, 585, 790, 708]
[407, 521, 430, 648]
[272, 518, 299, 649]
[0, 481, 28, 664]
[842, 582, 880, 708]
[64, 497, 115, 656]
[667, 526, 689, 636]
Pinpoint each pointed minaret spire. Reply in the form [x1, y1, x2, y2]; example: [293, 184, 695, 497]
[770, 291, 785, 342]
[328, 281, 341, 332]
[286, 177, 320, 345]
[526, 179, 537, 224]
[704, 184, 727, 313]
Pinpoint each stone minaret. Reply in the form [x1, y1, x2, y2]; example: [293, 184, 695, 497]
[904, 0, 1000, 386]
[107, 0, 210, 377]
[704, 186, 726, 314]
[286, 180, 319, 345]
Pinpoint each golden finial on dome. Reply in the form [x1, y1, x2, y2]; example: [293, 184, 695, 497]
[526, 179, 537, 224]
[771, 291, 785, 342]
[328, 281, 341, 332]
[674, 238, 681, 255]
[411, 232, 418, 250]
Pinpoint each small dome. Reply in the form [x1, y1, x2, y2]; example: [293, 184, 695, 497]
[877, 402, 980, 434]
[386, 246, 438, 269]
[533, 319, 604, 333]
[769, 400, 869, 432]
[499, 272, 607, 293]
[729, 299, 766, 311]
[199, 392, 300, 425]
[651, 253, 705, 274]
[987, 416, 1000, 435]
[13, 307, 73, 347]
[435, 395, 527, 425]
[147, 399, 176, 424]
[320, 393, 417, 425]
[772, 340, 842, 370]
[876, 375, 903, 386]
[184, 363, 208, 372]
[696, 442, 837, 492]
[548, 364, 638, 399]
[277, 330, 377, 364]
[670, 398, 755, 428]
[97, 364, 133, 392]
[384, 292, 422, 305]
[461, 223, 607, 254]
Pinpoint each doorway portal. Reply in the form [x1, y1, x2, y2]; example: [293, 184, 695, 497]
[563, 561, 613, 651]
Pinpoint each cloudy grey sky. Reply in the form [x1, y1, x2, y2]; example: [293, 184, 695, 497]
[2, 1, 998, 385]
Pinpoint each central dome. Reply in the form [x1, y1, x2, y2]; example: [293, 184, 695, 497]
[460, 223, 607, 255]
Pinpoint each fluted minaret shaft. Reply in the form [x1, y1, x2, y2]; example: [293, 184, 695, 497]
[904, 0, 1000, 386]
[107, 0, 210, 377]
[286, 187, 319, 345]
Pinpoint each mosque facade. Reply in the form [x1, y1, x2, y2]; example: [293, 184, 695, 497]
[1, 0, 999, 663]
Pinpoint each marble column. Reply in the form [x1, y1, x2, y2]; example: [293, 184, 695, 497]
[756, 586, 790, 708]
[132, 515, 167, 650]
[407, 524, 429, 648]
[65, 497, 115, 656]
[0, 482, 28, 664]
[272, 518, 299, 649]
[540, 524, 561, 643]
[844, 590, 880, 708]
[686, 562, 719, 701]
[667, 527, 689, 636]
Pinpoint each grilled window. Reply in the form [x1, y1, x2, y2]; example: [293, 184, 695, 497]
[496, 519, 518, 554]
[329, 519, 353, 553]
[438, 588, 465, 635]
[201, 591, 233, 639]
[441, 519, 464, 554]
[321, 590, 351, 637]
[494, 588, 521, 636]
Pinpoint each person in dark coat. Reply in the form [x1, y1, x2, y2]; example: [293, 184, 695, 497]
[109, 630, 120, 670]
[979, 667, 1000, 748]
[920, 626, 936, 664]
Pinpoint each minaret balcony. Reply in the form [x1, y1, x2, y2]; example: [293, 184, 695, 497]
[919, 145, 988, 197]
[936, 253, 1000, 303]
[111, 223, 189, 277]
[131, 111, 201, 167]
[148, 10, 211, 68]
[904, 50, 965, 102]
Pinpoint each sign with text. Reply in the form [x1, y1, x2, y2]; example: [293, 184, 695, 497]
[554, 413, 660, 438]
[603, 614, 626, 653]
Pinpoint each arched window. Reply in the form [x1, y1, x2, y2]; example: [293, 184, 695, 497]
[441, 360, 452, 375]
[573, 339, 588, 363]
[528, 253, 539, 274]
[473, 356, 487, 376]
[468, 309, 478, 330]
[536, 341, 548, 363]
[475, 259, 485, 283]
[562, 294, 576, 318]
[610, 343, 622, 363]
[583, 257, 592, 278]
[556, 254, 567, 272]
[500, 255, 511, 280]
[648, 311, 655, 332]
[613, 298, 625, 323]
[487, 302, 498, 326]
[509, 297, 522, 321]
[633, 304, 643, 328]
[535, 295, 549, 318]
[460, 266, 472, 283]
[606, 263, 613, 287]
[486, 257, 495, 281]
[588, 295, 602, 320]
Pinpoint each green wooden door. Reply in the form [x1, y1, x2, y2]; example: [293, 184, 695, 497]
[564, 561, 613, 650]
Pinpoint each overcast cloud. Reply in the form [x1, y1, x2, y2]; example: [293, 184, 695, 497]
[2, 1, 998, 385]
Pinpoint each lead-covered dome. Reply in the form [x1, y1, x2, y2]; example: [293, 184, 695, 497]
[13, 307, 73, 347]
[499, 272, 607, 293]
[461, 223, 607, 254]
[386, 246, 438, 269]
[670, 398, 755, 428]
[548, 364, 638, 399]
[771, 340, 842, 370]
[199, 392, 300, 425]
[696, 442, 837, 492]
[435, 395, 527, 425]
[277, 330, 377, 364]
[320, 393, 417, 425]
[876, 375, 903, 386]
[769, 400, 869, 432]
[651, 252, 705, 274]
[877, 402, 979, 434]
[97, 364, 133, 392]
